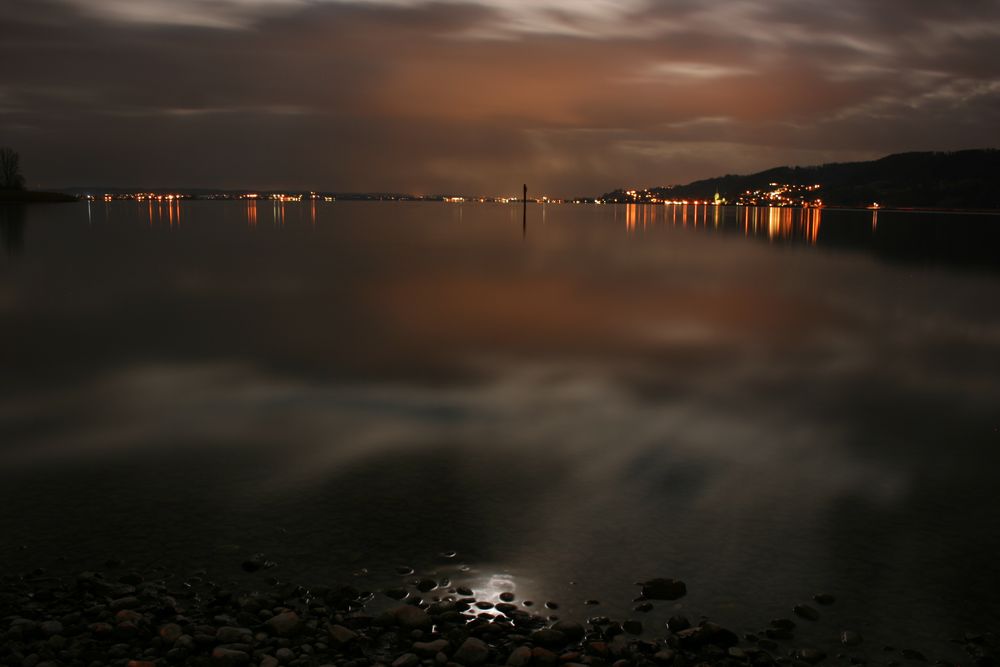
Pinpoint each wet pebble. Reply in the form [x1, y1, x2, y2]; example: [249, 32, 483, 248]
[507, 645, 532, 666]
[793, 605, 820, 621]
[453, 637, 490, 665]
[841, 631, 863, 646]
[392, 653, 420, 667]
[266, 611, 302, 636]
[328, 624, 358, 645]
[394, 605, 432, 631]
[623, 620, 643, 635]
[211, 646, 251, 664]
[640, 578, 687, 601]
[796, 648, 827, 664]
[667, 616, 691, 632]
[551, 621, 585, 641]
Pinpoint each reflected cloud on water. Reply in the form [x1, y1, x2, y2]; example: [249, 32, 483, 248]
[1, 201, 999, 653]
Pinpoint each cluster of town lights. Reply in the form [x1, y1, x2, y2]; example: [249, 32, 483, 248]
[82, 186, 852, 209]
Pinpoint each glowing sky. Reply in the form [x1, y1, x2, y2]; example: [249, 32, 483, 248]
[2, 0, 999, 194]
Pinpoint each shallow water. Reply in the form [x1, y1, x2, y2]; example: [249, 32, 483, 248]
[1, 201, 999, 657]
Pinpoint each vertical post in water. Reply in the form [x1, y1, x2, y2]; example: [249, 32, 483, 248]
[522, 183, 527, 237]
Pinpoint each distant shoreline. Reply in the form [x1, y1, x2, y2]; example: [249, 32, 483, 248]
[0, 190, 77, 203]
[44, 194, 1000, 214]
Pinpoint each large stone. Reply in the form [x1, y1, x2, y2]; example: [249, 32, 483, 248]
[39, 620, 64, 636]
[392, 653, 420, 667]
[428, 601, 458, 615]
[796, 648, 827, 664]
[393, 606, 432, 631]
[653, 649, 676, 664]
[507, 646, 532, 666]
[666, 616, 690, 632]
[531, 628, 567, 648]
[793, 605, 820, 622]
[216, 627, 252, 644]
[841, 631, 863, 646]
[266, 611, 301, 636]
[453, 637, 490, 665]
[552, 621, 585, 641]
[532, 647, 558, 664]
[329, 624, 358, 645]
[211, 647, 250, 665]
[159, 623, 183, 643]
[414, 639, 449, 656]
[676, 626, 712, 649]
[640, 579, 687, 601]
[702, 622, 739, 647]
[623, 620, 643, 635]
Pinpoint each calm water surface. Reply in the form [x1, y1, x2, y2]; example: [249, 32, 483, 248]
[1, 201, 999, 656]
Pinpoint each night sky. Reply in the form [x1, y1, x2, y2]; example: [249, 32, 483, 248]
[2, 0, 999, 196]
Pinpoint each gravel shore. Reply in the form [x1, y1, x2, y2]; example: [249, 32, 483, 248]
[1, 563, 994, 667]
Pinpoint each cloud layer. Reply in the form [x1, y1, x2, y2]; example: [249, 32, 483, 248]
[2, 0, 999, 194]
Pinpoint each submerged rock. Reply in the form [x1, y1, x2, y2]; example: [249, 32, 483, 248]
[841, 631, 864, 646]
[640, 578, 687, 600]
[793, 604, 820, 621]
[796, 648, 828, 664]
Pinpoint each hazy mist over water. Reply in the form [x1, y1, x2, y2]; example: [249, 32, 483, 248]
[1, 201, 998, 656]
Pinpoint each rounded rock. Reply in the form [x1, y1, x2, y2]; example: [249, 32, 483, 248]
[507, 646, 532, 667]
[39, 620, 64, 636]
[329, 624, 359, 645]
[394, 605, 433, 631]
[392, 653, 420, 667]
[640, 579, 687, 601]
[551, 621, 585, 641]
[841, 631, 863, 646]
[793, 605, 820, 621]
[796, 648, 827, 664]
[453, 637, 490, 666]
[531, 628, 567, 648]
[266, 611, 301, 636]
[211, 647, 251, 665]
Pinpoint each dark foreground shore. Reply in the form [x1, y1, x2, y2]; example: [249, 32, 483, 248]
[1, 563, 995, 667]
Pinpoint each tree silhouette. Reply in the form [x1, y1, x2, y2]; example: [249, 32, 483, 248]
[1, 147, 26, 191]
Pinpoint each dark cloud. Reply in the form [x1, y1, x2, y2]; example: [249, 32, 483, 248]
[1, 0, 998, 194]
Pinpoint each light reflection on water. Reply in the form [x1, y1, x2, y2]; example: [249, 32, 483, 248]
[1, 201, 999, 657]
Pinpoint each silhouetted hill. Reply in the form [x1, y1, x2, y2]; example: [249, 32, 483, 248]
[603, 150, 1000, 209]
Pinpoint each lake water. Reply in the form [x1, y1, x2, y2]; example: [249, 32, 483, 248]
[1, 201, 999, 658]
